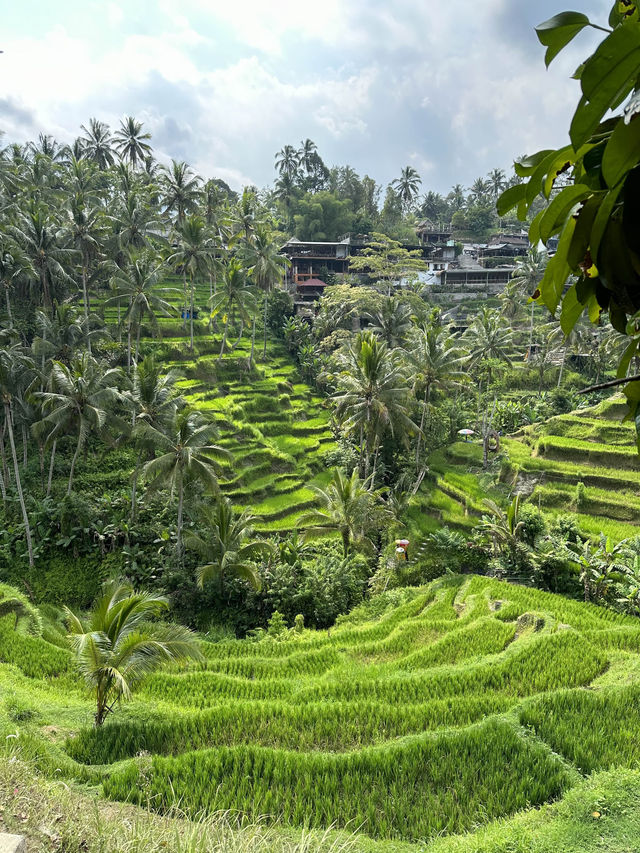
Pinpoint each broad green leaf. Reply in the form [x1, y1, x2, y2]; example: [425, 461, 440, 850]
[525, 150, 564, 205]
[602, 115, 640, 187]
[539, 184, 592, 243]
[588, 292, 602, 323]
[624, 379, 640, 403]
[617, 337, 640, 378]
[528, 209, 545, 246]
[541, 145, 578, 197]
[567, 194, 603, 268]
[517, 195, 529, 221]
[560, 280, 589, 335]
[572, 61, 586, 80]
[570, 95, 610, 148]
[539, 216, 577, 314]
[496, 183, 527, 217]
[609, 299, 628, 333]
[536, 12, 591, 67]
[572, 24, 640, 147]
[514, 150, 554, 178]
[581, 24, 640, 99]
[590, 184, 624, 260]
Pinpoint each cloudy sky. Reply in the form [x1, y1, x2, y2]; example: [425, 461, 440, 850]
[2, 0, 610, 194]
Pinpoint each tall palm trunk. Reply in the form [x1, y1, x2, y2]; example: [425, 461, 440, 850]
[230, 319, 244, 353]
[218, 316, 229, 362]
[250, 316, 256, 364]
[262, 290, 269, 361]
[189, 277, 195, 352]
[415, 385, 430, 470]
[176, 475, 184, 562]
[4, 400, 34, 568]
[81, 252, 92, 355]
[182, 270, 188, 334]
[40, 268, 52, 314]
[4, 286, 13, 329]
[371, 438, 380, 485]
[557, 347, 566, 388]
[67, 430, 83, 495]
[46, 439, 56, 498]
[21, 422, 28, 468]
[341, 528, 350, 557]
[126, 324, 132, 371]
[0, 420, 10, 487]
[131, 450, 143, 523]
[135, 323, 142, 366]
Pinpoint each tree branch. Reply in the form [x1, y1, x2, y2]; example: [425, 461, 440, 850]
[578, 374, 640, 394]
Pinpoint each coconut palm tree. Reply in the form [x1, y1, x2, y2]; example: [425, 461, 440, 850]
[80, 118, 115, 170]
[0, 344, 36, 567]
[129, 356, 184, 522]
[333, 332, 416, 481]
[245, 225, 289, 361]
[230, 188, 258, 248]
[31, 305, 106, 370]
[468, 177, 491, 205]
[465, 307, 514, 383]
[34, 354, 125, 495]
[0, 238, 31, 328]
[406, 321, 468, 468]
[447, 184, 466, 212]
[65, 579, 202, 726]
[210, 258, 258, 361]
[297, 468, 373, 556]
[298, 139, 318, 173]
[9, 205, 75, 313]
[419, 191, 446, 224]
[274, 145, 301, 181]
[139, 409, 232, 561]
[391, 166, 422, 211]
[274, 173, 297, 227]
[168, 214, 216, 351]
[365, 296, 414, 349]
[185, 498, 272, 594]
[487, 168, 507, 199]
[106, 253, 178, 368]
[112, 192, 166, 258]
[161, 160, 201, 224]
[113, 116, 152, 168]
[66, 195, 107, 347]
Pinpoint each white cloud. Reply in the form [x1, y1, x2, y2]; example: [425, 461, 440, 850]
[0, 0, 615, 192]
[107, 3, 124, 27]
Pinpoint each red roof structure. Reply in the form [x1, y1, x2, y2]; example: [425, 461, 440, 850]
[296, 278, 327, 288]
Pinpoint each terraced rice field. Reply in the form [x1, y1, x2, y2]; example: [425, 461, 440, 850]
[3, 575, 640, 847]
[423, 395, 640, 541]
[99, 279, 336, 534]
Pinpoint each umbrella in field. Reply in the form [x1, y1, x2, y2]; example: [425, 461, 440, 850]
[458, 429, 475, 442]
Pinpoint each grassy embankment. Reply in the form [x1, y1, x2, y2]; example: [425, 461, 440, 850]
[3, 575, 640, 850]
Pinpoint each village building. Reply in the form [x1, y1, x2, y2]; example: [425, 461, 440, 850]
[477, 232, 530, 265]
